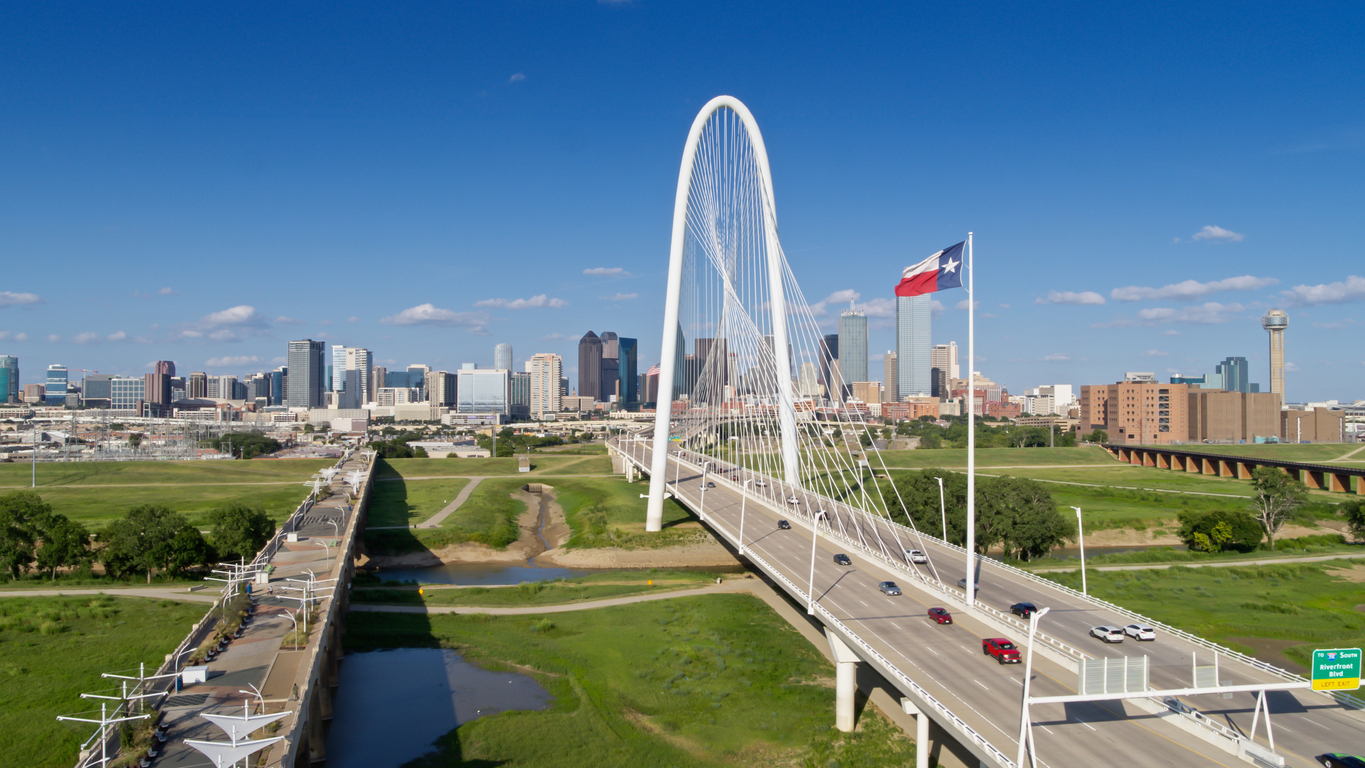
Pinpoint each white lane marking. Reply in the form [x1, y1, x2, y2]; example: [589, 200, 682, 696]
[859, 600, 868, 607]
[1040, 725, 1055, 735]
[1304, 718, 1329, 729]
[974, 679, 989, 691]
[928, 648, 939, 656]
[1072, 716, 1096, 731]
[959, 644, 971, 654]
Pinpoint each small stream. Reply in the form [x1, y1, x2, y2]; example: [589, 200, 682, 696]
[325, 648, 550, 768]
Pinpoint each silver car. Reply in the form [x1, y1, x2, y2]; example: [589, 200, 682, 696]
[906, 549, 928, 564]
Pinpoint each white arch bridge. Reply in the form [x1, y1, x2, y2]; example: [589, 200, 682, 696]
[606, 96, 1365, 768]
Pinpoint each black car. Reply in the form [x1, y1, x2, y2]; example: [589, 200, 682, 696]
[1010, 602, 1038, 618]
[833, 553, 852, 566]
[1317, 755, 1365, 768]
[777, 519, 791, 530]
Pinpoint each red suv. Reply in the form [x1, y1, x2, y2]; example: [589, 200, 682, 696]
[982, 638, 1021, 664]
[928, 607, 953, 625]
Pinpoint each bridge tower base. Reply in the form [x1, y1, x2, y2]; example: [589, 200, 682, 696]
[825, 629, 861, 732]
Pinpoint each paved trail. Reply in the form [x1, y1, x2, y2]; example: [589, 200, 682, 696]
[0, 586, 221, 603]
[351, 580, 750, 615]
[1031, 550, 1365, 573]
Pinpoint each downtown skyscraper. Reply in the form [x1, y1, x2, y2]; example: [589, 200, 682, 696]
[896, 296, 932, 398]
[287, 339, 326, 408]
[838, 303, 868, 398]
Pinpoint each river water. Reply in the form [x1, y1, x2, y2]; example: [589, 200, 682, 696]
[325, 647, 551, 768]
[377, 561, 603, 585]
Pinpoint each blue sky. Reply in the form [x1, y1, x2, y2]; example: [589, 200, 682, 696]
[2, 2, 1362, 401]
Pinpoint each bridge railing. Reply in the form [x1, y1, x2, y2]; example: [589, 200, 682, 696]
[659, 449, 1092, 665]
[630, 442, 1365, 711]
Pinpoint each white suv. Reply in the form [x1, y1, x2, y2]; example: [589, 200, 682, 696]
[1090, 625, 1125, 643]
[1124, 624, 1156, 641]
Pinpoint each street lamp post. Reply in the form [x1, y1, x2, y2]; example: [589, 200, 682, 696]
[699, 462, 711, 520]
[1016, 605, 1050, 768]
[936, 476, 947, 541]
[1071, 506, 1087, 596]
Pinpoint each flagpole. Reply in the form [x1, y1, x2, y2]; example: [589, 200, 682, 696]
[965, 232, 976, 610]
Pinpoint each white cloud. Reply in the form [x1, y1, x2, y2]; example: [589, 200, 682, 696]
[1041, 353, 1071, 362]
[73, 332, 99, 344]
[1311, 318, 1356, 329]
[999, 303, 1011, 309]
[46, 334, 61, 343]
[1141, 349, 1170, 357]
[1192, 225, 1244, 242]
[107, 331, 127, 342]
[203, 305, 268, 327]
[206, 355, 261, 367]
[509, 72, 526, 83]
[1285, 361, 1300, 372]
[1111, 275, 1277, 302]
[604, 293, 638, 301]
[0, 331, 8, 340]
[1163, 330, 1182, 336]
[1036, 290, 1106, 306]
[1279, 275, 1365, 307]
[583, 267, 626, 277]
[271, 356, 287, 365]
[955, 299, 979, 311]
[317, 319, 335, 326]
[930, 300, 945, 316]
[381, 303, 491, 332]
[475, 294, 568, 309]
[14, 333, 28, 342]
[208, 329, 238, 341]
[812, 290, 861, 317]
[542, 333, 571, 341]
[347, 316, 359, 323]
[1102, 302, 1246, 327]
[274, 316, 303, 325]
[858, 297, 896, 319]
[0, 291, 41, 307]
[157, 287, 177, 295]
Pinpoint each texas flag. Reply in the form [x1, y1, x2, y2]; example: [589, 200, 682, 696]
[894, 241, 965, 297]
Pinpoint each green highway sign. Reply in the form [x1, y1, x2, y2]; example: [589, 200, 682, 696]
[1311, 648, 1362, 691]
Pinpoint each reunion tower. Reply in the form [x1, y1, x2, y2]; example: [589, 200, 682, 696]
[1262, 308, 1288, 398]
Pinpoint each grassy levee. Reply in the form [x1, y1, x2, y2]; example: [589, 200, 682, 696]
[1038, 559, 1365, 671]
[366, 477, 470, 527]
[354, 570, 720, 605]
[0, 595, 208, 768]
[344, 593, 916, 767]
[373, 455, 613, 480]
[0, 459, 332, 529]
[550, 477, 708, 549]
[365, 477, 528, 554]
[1142, 444, 1363, 463]
[876, 445, 1114, 468]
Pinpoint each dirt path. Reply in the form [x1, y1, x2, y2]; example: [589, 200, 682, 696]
[0, 586, 220, 603]
[1334, 445, 1365, 462]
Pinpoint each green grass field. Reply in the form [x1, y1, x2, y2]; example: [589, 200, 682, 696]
[875, 445, 1115, 468]
[0, 459, 330, 529]
[547, 477, 705, 549]
[0, 595, 208, 768]
[1140, 444, 1363, 463]
[1040, 559, 1365, 670]
[366, 477, 470, 527]
[344, 593, 915, 767]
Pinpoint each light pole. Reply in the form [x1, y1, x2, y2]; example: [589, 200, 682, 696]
[1016, 605, 1050, 768]
[239, 683, 265, 715]
[1071, 506, 1087, 596]
[807, 503, 820, 615]
[936, 476, 947, 541]
[699, 462, 711, 520]
[738, 479, 753, 555]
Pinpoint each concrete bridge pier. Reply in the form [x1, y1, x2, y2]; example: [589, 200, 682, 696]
[899, 699, 932, 768]
[825, 629, 861, 732]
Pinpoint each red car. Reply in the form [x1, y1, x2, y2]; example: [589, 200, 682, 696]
[928, 607, 953, 625]
[982, 638, 1021, 664]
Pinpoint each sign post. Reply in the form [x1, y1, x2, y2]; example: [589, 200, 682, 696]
[1311, 648, 1362, 691]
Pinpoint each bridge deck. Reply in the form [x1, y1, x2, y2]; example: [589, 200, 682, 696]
[618, 439, 1365, 768]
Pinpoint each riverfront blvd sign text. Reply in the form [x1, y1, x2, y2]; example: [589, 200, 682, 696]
[1312, 648, 1362, 692]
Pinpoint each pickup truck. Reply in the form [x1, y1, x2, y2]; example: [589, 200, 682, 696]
[982, 638, 1021, 664]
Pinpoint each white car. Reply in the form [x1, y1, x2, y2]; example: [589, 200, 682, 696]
[755, 480, 767, 487]
[906, 549, 928, 564]
[1124, 624, 1156, 641]
[1090, 625, 1125, 643]
[787, 496, 799, 504]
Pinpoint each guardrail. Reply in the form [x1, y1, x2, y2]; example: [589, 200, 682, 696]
[633, 442, 1365, 712]
[739, 545, 1017, 768]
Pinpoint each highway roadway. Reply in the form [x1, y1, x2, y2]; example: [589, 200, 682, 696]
[619, 439, 1365, 768]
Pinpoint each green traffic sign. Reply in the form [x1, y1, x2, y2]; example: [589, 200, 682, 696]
[1311, 648, 1362, 691]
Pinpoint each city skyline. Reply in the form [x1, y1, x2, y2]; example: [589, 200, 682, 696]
[1, 4, 1362, 400]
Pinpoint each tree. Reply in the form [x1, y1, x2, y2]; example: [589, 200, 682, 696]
[1084, 429, 1108, 444]
[1342, 499, 1365, 542]
[880, 468, 969, 544]
[1247, 466, 1309, 550]
[975, 477, 1071, 560]
[1176, 509, 1262, 552]
[209, 503, 275, 561]
[0, 491, 49, 580]
[99, 505, 212, 582]
[128, 433, 143, 450]
[35, 513, 92, 579]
